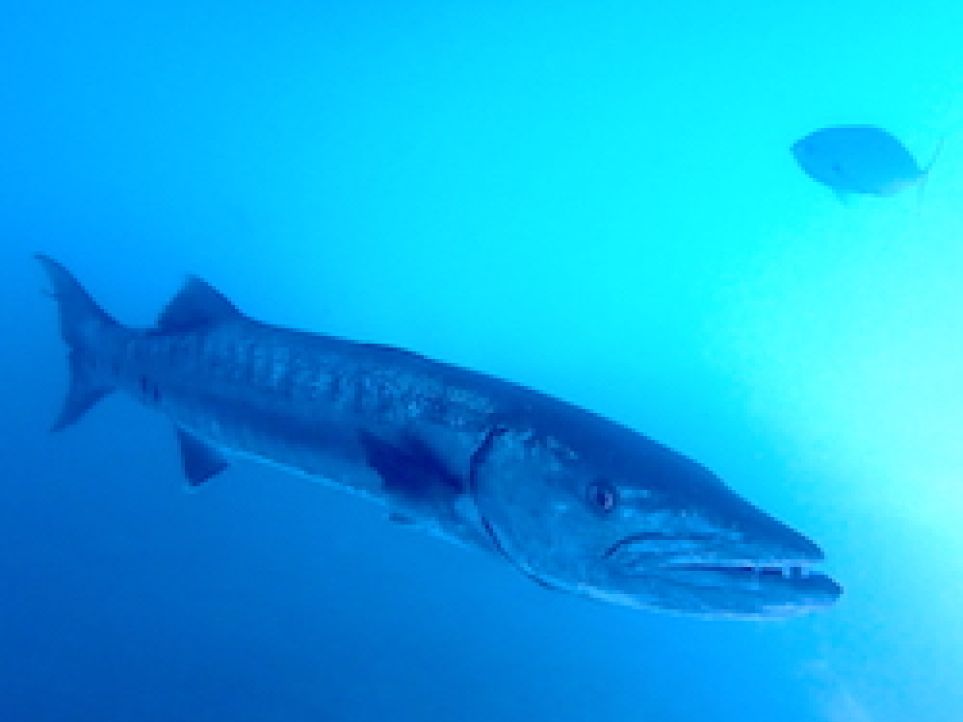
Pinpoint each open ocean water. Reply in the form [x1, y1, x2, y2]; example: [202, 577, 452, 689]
[2, 3, 962, 721]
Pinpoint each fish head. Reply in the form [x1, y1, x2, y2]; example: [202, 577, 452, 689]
[471, 425, 842, 619]
[791, 132, 853, 191]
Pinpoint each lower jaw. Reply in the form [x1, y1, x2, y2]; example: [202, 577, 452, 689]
[668, 561, 817, 580]
[660, 566, 841, 601]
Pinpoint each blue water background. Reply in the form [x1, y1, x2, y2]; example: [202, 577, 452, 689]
[2, 3, 962, 720]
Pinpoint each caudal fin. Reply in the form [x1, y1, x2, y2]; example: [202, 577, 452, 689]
[36, 254, 120, 431]
[915, 134, 948, 209]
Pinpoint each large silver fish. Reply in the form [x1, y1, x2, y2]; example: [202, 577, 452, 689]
[38, 255, 842, 619]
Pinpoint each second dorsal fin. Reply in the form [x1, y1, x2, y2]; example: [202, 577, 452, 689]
[157, 276, 239, 332]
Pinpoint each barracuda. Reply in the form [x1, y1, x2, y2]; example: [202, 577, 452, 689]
[37, 254, 841, 619]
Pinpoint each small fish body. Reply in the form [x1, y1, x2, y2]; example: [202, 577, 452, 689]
[791, 124, 935, 198]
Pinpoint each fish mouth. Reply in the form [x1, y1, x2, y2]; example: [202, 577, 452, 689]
[661, 561, 840, 595]
[602, 533, 842, 616]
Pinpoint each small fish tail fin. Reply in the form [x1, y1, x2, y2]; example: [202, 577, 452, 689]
[914, 136, 946, 210]
[35, 254, 122, 431]
[923, 134, 946, 177]
[915, 175, 929, 213]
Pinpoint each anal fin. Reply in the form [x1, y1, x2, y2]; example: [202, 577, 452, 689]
[175, 428, 228, 486]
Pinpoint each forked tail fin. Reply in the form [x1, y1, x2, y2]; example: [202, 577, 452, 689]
[922, 135, 946, 178]
[911, 134, 946, 213]
[36, 254, 121, 431]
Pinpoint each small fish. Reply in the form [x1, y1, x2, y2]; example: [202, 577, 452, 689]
[791, 124, 940, 199]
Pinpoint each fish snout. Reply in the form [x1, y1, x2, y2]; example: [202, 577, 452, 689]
[735, 507, 825, 566]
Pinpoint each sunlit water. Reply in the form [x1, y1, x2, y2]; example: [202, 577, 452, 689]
[2, 3, 962, 720]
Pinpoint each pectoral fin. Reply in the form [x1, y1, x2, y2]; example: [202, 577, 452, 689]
[358, 430, 462, 514]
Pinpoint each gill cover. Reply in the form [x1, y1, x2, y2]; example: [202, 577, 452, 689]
[468, 426, 597, 590]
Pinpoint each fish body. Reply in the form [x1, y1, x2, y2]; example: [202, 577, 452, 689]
[38, 255, 842, 618]
[792, 124, 932, 197]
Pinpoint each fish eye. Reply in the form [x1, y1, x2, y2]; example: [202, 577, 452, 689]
[586, 479, 618, 514]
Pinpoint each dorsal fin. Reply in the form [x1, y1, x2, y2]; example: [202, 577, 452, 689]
[157, 276, 239, 332]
